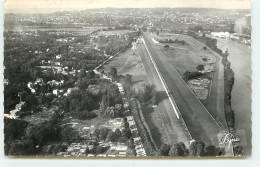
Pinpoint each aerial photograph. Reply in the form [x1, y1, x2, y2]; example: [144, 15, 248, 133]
[3, 0, 251, 158]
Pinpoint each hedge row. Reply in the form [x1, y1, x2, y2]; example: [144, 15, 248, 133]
[135, 100, 158, 151]
[130, 98, 159, 156]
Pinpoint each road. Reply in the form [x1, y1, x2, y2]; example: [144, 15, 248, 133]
[215, 37, 252, 156]
[141, 32, 222, 147]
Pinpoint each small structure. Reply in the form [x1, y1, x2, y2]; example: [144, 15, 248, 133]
[56, 54, 62, 59]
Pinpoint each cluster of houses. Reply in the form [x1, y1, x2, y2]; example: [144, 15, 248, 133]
[56, 117, 129, 157]
[27, 78, 44, 94]
[56, 37, 76, 43]
[93, 55, 147, 157]
[64, 142, 92, 157]
[4, 101, 25, 119]
[101, 118, 124, 131]
[126, 116, 147, 157]
[105, 143, 128, 157]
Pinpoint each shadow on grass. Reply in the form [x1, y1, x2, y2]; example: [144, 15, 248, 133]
[132, 79, 146, 86]
[142, 105, 163, 148]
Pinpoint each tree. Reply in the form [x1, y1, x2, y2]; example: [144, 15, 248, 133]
[86, 70, 95, 79]
[169, 146, 177, 157]
[127, 148, 137, 156]
[140, 84, 157, 104]
[203, 46, 207, 51]
[118, 136, 127, 143]
[107, 131, 117, 142]
[189, 141, 205, 156]
[110, 67, 117, 81]
[122, 74, 133, 100]
[169, 142, 186, 157]
[21, 94, 39, 112]
[202, 57, 208, 62]
[196, 65, 204, 71]
[115, 129, 122, 138]
[234, 146, 244, 156]
[122, 127, 132, 139]
[76, 77, 90, 89]
[93, 129, 101, 140]
[100, 128, 109, 141]
[160, 143, 170, 156]
[203, 146, 217, 156]
[124, 121, 130, 129]
[78, 69, 86, 79]
[196, 142, 205, 156]
[224, 48, 229, 58]
[189, 141, 198, 156]
[85, 148, 90, 155]
[100, 95, 109, 113]
[164, 45, 170, 51]
[128, 137, 135, 149]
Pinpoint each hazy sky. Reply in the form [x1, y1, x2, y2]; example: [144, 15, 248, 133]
[4, 0, 251, 13]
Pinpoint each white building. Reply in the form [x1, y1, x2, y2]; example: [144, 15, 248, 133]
[211, 32, 230, 39]
[56, 54, 62, 59]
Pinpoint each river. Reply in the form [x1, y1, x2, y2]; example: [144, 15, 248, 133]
[215, 37, 251, 156]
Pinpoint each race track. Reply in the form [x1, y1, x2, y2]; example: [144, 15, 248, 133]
[141, 32, 222, 146]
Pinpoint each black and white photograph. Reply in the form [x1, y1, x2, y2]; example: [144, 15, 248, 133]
[3, 0, 252, 158]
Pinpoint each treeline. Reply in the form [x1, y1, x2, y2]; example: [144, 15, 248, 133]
[130, 98, 159, 156]
[160, 141, 224, 157]
[183, 71, 204, 81]
[93, 118, 132, 143]
[189, 34, 235, 129]
[222, 52, 235, 129]
[137, 84, 157, 105]
[158, 38, 186, 45]
[100, 82, 124, 118]
[4, 113, 78, 156]
[56, 81, 123, 120]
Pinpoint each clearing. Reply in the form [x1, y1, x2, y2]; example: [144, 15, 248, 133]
[98, 47, 148, 91]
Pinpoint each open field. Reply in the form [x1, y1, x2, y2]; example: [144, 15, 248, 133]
[98, 30, 134, 36]
[4, 24, 105, 35]
[152, 33, 226, 129]
[153, 33, 215, 77]
[142, 32, 223, 147]
[98, 47, 148, 91]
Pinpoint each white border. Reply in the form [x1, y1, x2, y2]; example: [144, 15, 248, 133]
[0, 0, 260, 166]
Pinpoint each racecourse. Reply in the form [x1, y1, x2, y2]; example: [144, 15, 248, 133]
[169, 34, 226, 128]
[137, 42, 191, 146]
[141, 32, 222, 147]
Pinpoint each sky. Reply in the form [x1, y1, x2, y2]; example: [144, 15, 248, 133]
[4, 0, 251, 13]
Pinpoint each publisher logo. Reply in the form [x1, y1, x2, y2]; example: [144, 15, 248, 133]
[217, 130, 246, 148]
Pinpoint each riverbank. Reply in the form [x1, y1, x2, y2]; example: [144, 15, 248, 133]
[215, 37, 252, 156]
